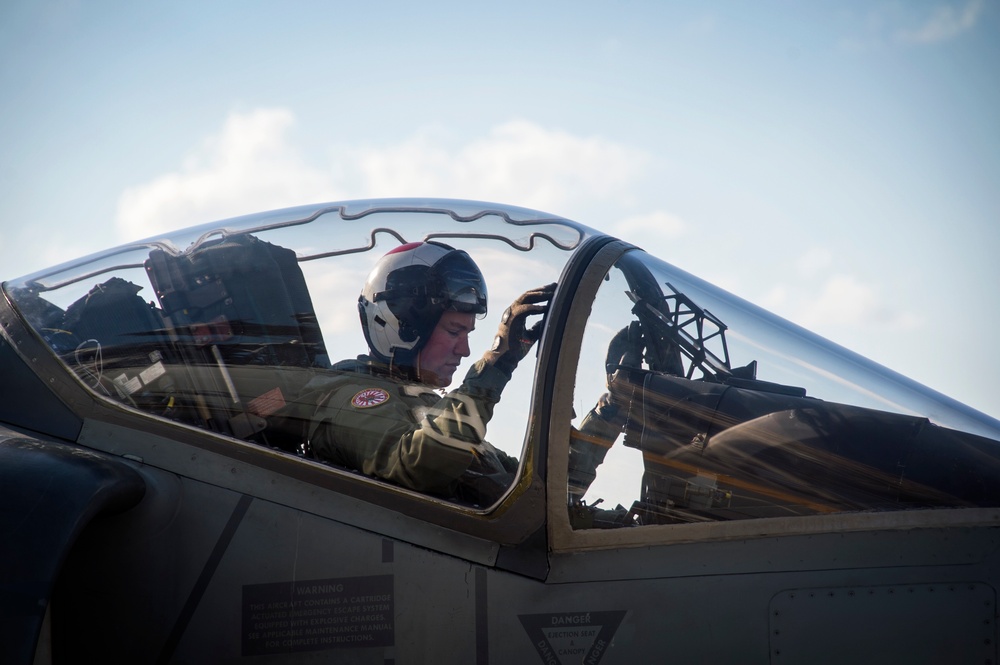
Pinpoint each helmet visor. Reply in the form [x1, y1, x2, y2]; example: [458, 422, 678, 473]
[433, 250, 488, 317]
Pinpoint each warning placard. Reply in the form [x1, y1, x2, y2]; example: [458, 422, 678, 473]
[518, 611, 626, 664]
[242, 575, 393, 656]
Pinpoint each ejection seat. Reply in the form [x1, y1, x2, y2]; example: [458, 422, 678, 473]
[143, 234, 328, 447]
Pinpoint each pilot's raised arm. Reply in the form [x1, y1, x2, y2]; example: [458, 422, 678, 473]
[299, 242, 553, 504]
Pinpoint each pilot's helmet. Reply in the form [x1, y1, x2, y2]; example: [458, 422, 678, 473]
[359, 241, 488, 366]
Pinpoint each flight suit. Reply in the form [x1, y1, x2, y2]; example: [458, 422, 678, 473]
[300, 355, 516, 503]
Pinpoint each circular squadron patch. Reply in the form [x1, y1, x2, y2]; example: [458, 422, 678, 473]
[351, 387, 390, 409]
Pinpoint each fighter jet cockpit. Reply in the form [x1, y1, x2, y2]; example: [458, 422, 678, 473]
[564, 246, 1000, 530]
[6, 199, 1000, 664]
[3, 199, 999, 525]
[3, 201, 582, 509]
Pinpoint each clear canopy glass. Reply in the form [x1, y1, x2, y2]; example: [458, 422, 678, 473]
[567, 248, 1000, 526]
[4, 199, 998, 520]
[3, 200, 586, 506]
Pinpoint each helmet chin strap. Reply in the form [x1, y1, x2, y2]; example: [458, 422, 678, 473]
[386, 345, 426, 384]
[413, 347, 445, 389]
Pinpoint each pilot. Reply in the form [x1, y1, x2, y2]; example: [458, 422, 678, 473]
[297, 241, 554, 505]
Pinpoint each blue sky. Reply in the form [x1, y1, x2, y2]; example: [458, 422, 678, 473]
[1, 1, 998, 419]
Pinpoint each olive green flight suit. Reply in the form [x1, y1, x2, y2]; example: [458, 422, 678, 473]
[299, 355, 516, 502]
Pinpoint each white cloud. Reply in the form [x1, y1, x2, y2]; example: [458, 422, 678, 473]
[840, 0, 984, 51]
[761, 284, 790, 311]
[115, 113, 649, 245]
[794, 273, 920, 331]
[799, 274, 880, 326]
[795, 246, 833, 278]
[465, 245, 563, 307]
[894, 0, 984, 44]
[116, 108, 341, 242]
[352, 119, 647, 213]
[755, 250, 922, 334]
[611, 210, 687, 248]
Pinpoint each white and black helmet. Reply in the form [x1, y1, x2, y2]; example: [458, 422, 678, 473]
[359, 241, 488, 365]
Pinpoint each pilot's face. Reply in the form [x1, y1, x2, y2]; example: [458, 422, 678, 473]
[418, 310, 476, 387]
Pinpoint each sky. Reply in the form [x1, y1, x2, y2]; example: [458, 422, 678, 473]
[1, 0, 998, 421]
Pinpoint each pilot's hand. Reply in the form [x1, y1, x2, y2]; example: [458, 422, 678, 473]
[455, 443, 518, 506]
[482, 283, 556, 375]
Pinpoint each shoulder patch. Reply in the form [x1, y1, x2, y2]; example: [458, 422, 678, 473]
[351, 387, 391, 409]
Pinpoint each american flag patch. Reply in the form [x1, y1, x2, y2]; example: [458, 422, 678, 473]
[248, 387, 286, 417]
